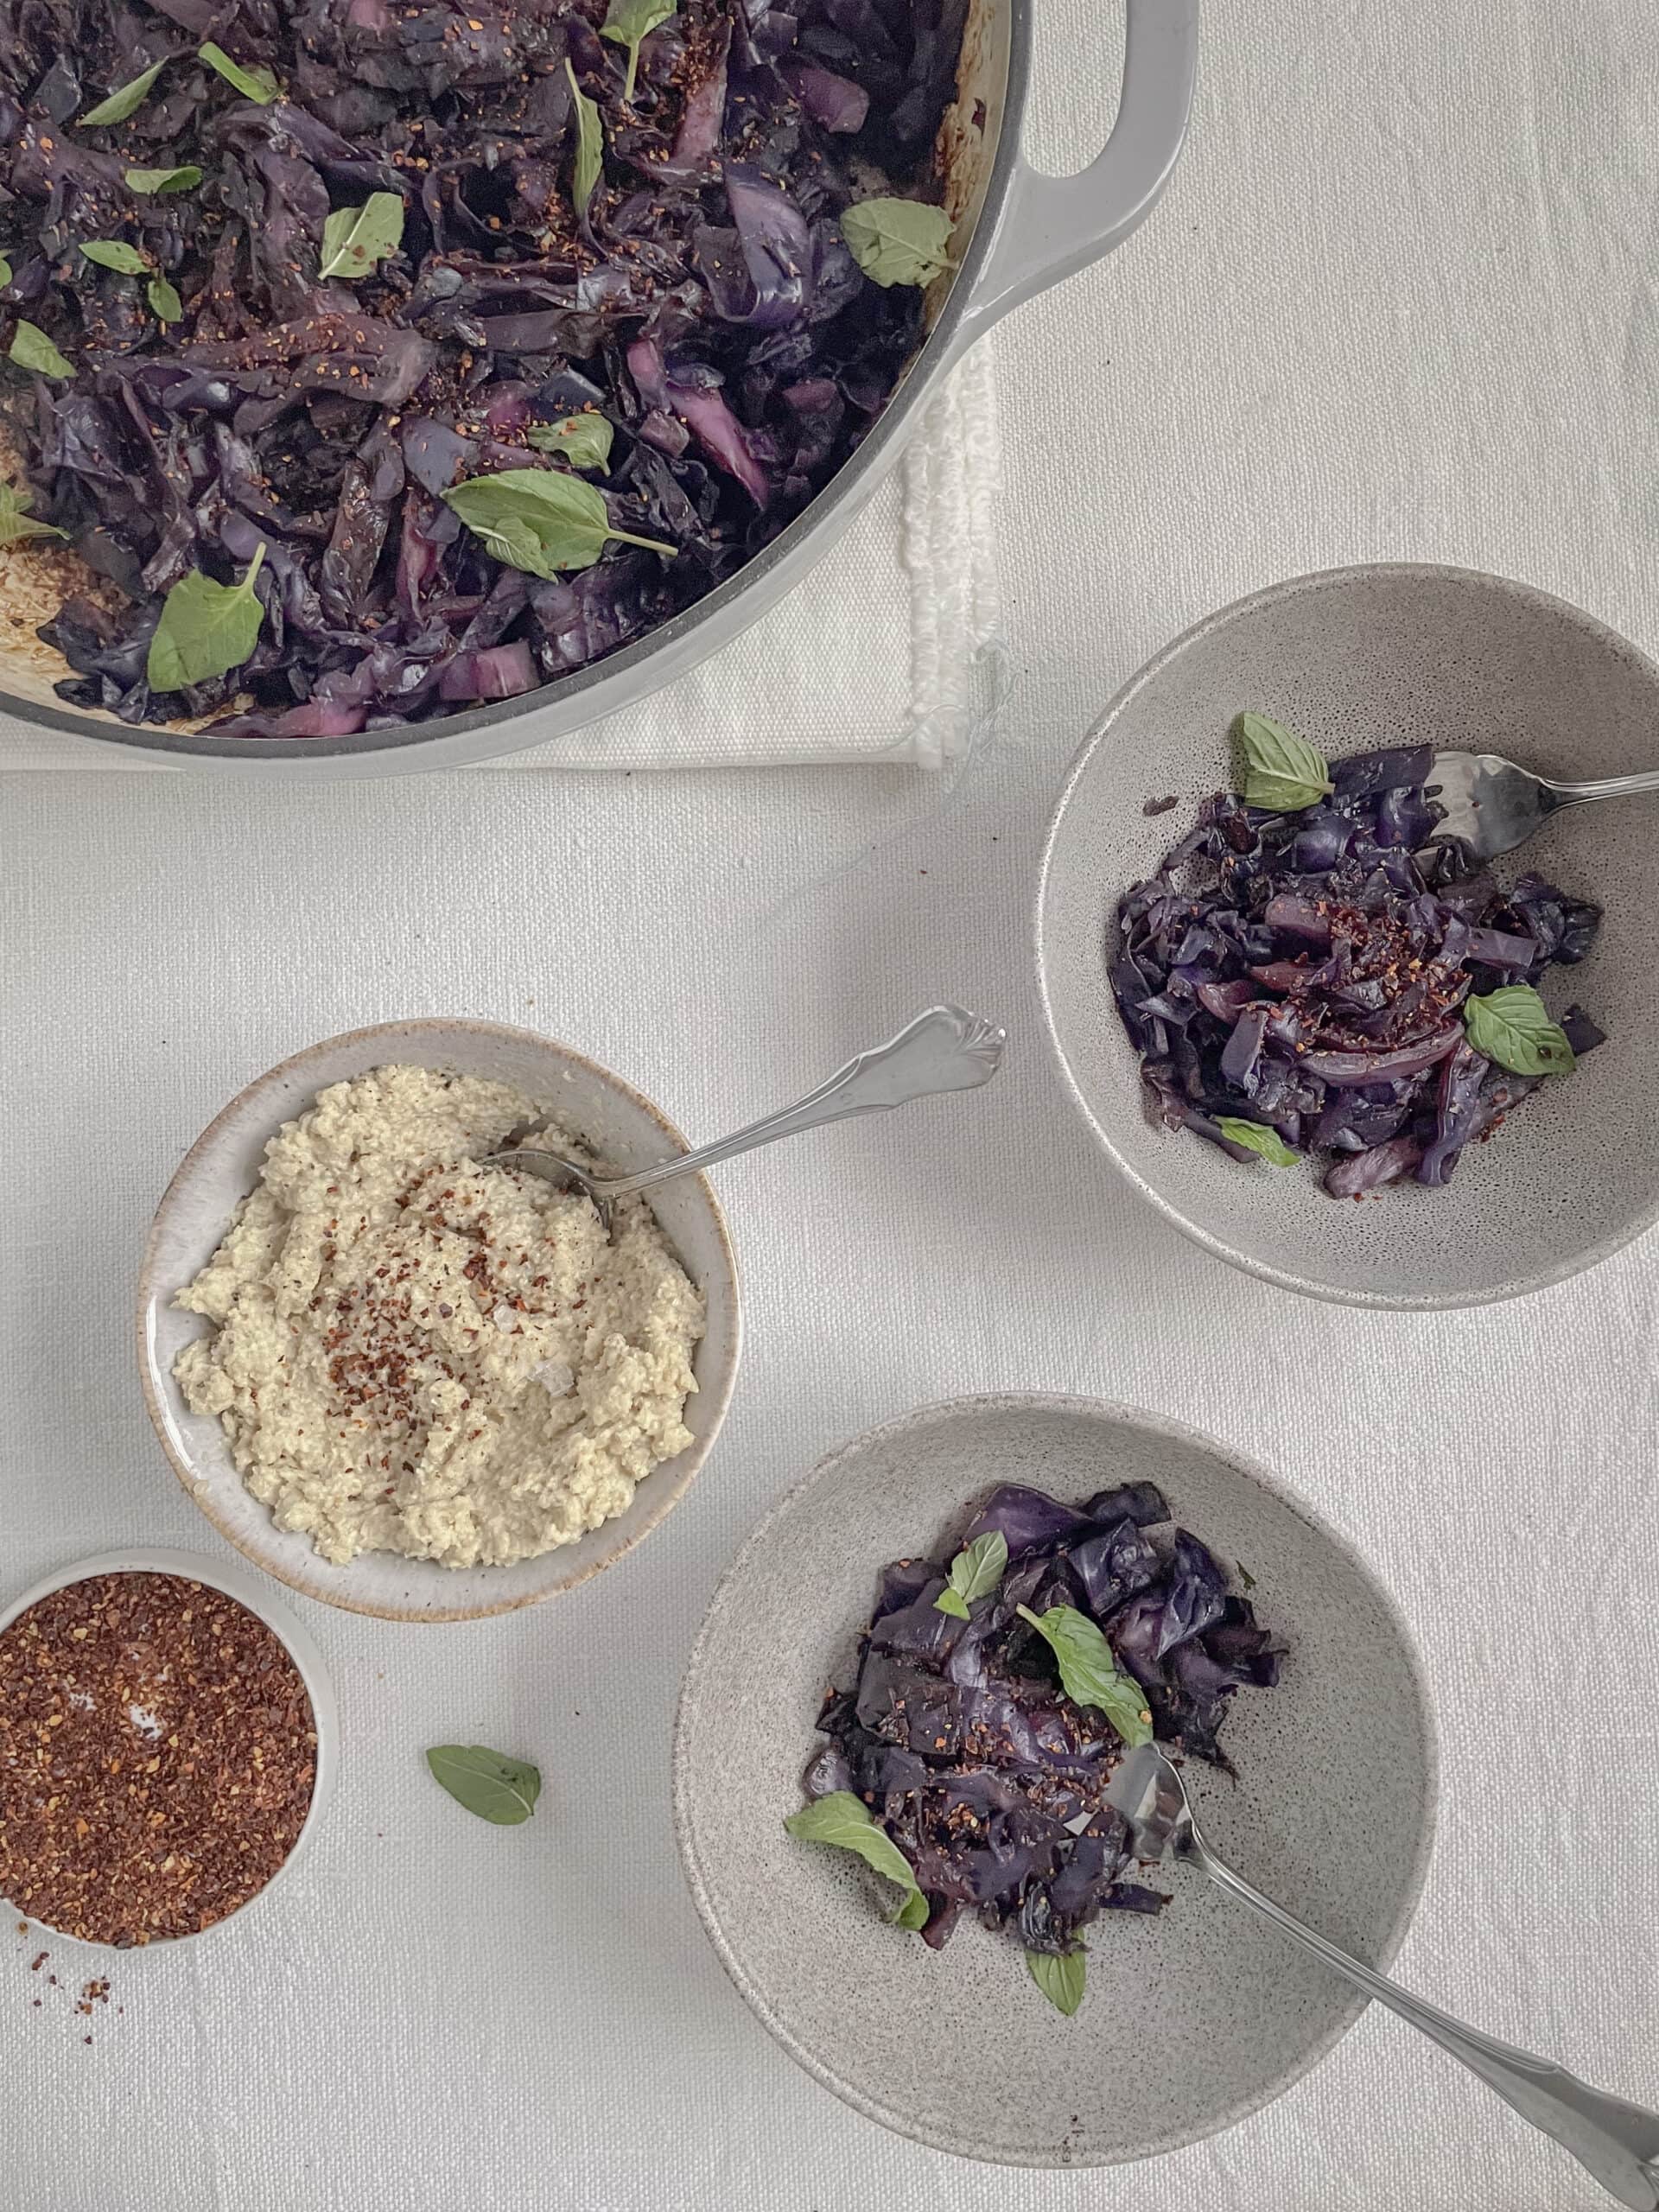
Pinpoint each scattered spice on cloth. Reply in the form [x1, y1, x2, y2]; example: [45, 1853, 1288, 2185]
[16, 1936, 121, 2039]
[0, 1573, 315, 1946]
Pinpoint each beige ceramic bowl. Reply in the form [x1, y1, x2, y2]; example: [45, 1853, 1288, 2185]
[0, 1547, 338, 1950]
[1039, 563, 1659, 1307]
[139, 1020, 741, 1622]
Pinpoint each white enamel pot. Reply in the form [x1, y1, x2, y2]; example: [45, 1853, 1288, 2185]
[14, 0, 1198, 777]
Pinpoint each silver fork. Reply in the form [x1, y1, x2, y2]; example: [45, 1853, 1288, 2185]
[1107, 1743, 1659, 2209]
[1428, 752, 1659, 862]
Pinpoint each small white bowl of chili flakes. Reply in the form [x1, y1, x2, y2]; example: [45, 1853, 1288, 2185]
[0, 1548, 337, 1950]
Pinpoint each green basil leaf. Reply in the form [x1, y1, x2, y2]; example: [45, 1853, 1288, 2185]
[477, 512, 555, 575]
[443, 466, 674, 578]
[318, 191, 406, 283]
[125, 164, 204, 196]
[199, 41, 282, 104]
[933, 1528, 1007, 1615]
[80, 240, 149, 275]
[424, 1744, 543, 1826]
[1463, 984, 1576, 1077]
[0, 255, 12, 289]
[1235, 1559, 1257, 1592]
[1027, 1947, 1086, 2017]
[565, 60, 604, 219]
[146, 542, 267, 691]
[148, 276, 183, 323]
[784, 1790, 927, 1926]
[1231, 710, 1334, 813]
[9, 321, 73, 378]
[1215, 1116, 1302, 1167]
[840, 197, 955, 289]
[79, 59, 168, 127]
[524, 412, 615, 471]
[599, 0, 675, 103]
[0, 481, 67, 547]
[893, 1887, 931, 1931]
[1015, 1603, 1154, 1748]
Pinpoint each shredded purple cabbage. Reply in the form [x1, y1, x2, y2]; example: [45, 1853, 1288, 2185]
[1115, 744, 1605, 1194]
[0, 0, 960, 733]
[800, 1482, 1282, 1957]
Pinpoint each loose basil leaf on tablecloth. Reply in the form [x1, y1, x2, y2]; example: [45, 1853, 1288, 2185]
[80, 240, 148, 274]
[1215, 1116, 1301, 1167]
[1464, 984, 1576, 1076]
[146, 542, 267, 691]
[1015, 1603, 1154, 1748]
[443, 467, 673, 579]
[933, 1529, 1007, 1618]
[525, 414, 615, 471]
[565, 60, 604, 219]
[79, 59, 168, 126]
[148, 276, 183, 323]
[1235, 1559, 1258, 1592]
[0, 481, 66, 546]
[199, 41, 281, 103]
[1230, 711, 1334, 813]
[425, 1745, 543, 1826]
[318, 193, 406, 283]
[785, 1790, 929, 1927]
[1027, 1947, 1086, 2016]
[840, 197, 955, 288]
[600, 0, 676, 102]
[9, 321, 72, 378]
[125, 164, 203, 195]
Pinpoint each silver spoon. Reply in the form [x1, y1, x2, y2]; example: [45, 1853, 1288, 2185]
[1428, 752, 1659, 862]
[484, 1004, 1006, 1230]
[1107, 1742, 1659, 2209]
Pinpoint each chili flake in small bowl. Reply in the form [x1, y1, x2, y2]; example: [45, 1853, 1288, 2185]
[0, 1550, 336, 1949]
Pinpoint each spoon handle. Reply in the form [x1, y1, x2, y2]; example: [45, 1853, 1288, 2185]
[1545, 766, 1659, 810]
[1185, 1822, 1659, 2209]
[598, 1006, 1006, 1198]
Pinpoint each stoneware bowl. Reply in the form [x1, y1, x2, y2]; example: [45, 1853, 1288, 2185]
[139, 1019, 741, 1623]
[673, 1394, 1436, 2168]
[0, 1546, 338, 1950]
[1038, 563, 1659, 1306]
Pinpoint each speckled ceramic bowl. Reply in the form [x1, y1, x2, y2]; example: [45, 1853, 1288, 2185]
[1038, 563, 1659, 1306]
[139, 1020, 741, 1623]
[0, 1547, 338, 1950]
[673, 1395, 1435, 2168]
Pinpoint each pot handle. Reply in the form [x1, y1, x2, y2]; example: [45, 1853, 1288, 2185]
[951, 0, 1199, 353]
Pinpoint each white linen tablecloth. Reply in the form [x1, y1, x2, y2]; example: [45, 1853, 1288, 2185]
[4, 3, 1658, 2208]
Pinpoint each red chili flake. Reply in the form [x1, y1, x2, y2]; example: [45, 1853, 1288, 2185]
[0, 1573, 316, 1948]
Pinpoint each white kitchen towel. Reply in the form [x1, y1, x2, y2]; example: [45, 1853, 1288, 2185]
[0, 340, 1002, 773]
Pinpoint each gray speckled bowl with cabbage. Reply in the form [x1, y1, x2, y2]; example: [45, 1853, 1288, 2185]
[1039, 563, 1659, 1307]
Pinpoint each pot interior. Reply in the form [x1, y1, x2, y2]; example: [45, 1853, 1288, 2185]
[0, 3, 1014, 759]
